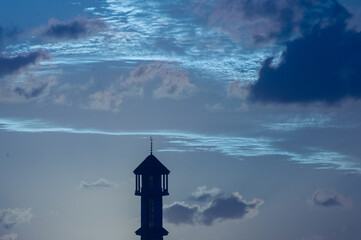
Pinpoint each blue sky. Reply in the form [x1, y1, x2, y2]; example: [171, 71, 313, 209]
[1, 0, 361, 240]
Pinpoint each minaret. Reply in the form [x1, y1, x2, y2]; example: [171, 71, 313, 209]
[134, 137, 170, 240]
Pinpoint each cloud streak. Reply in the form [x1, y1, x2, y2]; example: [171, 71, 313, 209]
[0, 118, 360, 174]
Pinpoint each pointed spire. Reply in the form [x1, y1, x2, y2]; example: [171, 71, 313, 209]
[150, 136, 153, 155]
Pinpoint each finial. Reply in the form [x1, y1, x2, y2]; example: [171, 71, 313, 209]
[150, 136, 153, 155]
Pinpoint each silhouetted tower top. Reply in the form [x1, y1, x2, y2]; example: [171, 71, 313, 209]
[134, 137, 170, 175]
[133, 154, 170, 175]
[134, 138, 170, 240]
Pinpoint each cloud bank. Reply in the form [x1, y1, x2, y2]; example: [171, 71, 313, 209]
[0, 208, 32, 229]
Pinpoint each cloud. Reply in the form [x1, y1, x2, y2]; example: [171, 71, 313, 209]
[2, 117, 360, 173]
[126, 62, 196, 99]
[0, 233, 18, 240]
[0, 50, 50, 77]
[89, 88, 124, 111]
[248, 6, 361, 104]
[227, 80, 250, 100]
[79, 178, 117, 189]
[164, 189, 263, 225]
[191, 186, 221, 202]
[199, 0, 350, 45]
[0, 208, 32, 229]
[312, 189, 349, 207]
[163, 202, 198, 225]
[0, 75, 57, 102]
[200, 192, 263, 225]
[39, 17, 106, 40]
[88, 62, 195, 111]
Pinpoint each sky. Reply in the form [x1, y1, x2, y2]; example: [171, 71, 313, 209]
[1, 0, 361, 240]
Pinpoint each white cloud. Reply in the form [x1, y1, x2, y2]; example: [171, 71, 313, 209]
[79, 178, 117, 189]
[191, 186, 221, 202]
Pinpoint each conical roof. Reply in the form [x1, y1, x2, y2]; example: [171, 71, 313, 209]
[133, 154, 170, 175]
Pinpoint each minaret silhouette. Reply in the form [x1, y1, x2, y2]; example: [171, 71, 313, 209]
[134, 137, 170, 240]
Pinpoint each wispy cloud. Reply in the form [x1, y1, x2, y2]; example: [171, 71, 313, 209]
[0, 208, 32, 229]
[263, 114, 332, 131]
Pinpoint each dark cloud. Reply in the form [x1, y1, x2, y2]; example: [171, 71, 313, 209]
[200, 192, 263, 225]
[79, 178, 117, 189]
[164, 189, 263, 226]
[0, 208, 32, 229]
[312, 189, 347, 207]
[0, 50, 50, 77]
[163, 202, 198, 225]
[0, 75, 57, 102]
[14, 83, 49, 99]
[201, 0, 349, 44]
[249, 21, 361, 103]
[40, 17, 106, 40]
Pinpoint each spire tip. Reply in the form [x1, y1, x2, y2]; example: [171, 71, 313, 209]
[150, 136, 153, 155]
